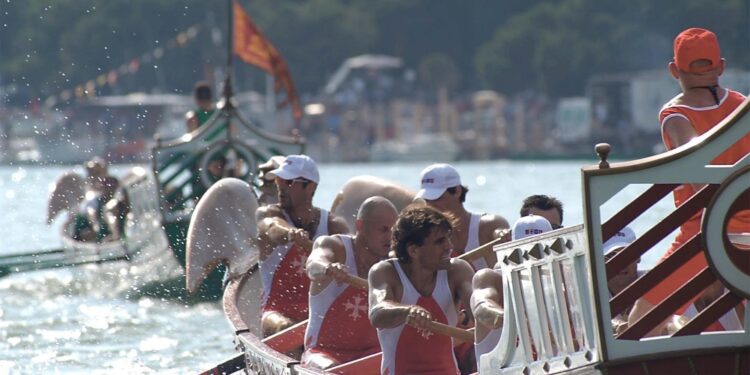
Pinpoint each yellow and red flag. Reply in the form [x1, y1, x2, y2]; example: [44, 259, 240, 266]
[233, 0, 302, 120]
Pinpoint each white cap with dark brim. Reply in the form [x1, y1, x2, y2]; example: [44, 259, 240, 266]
[266, 154, 320, 183]
[416, 163, 462, 200]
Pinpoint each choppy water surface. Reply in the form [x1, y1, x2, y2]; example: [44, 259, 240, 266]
[0, 160, 673, 373]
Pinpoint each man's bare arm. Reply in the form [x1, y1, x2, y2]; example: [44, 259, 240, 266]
[306, 235, 345, 284]
[256, 205, 308, 254]
[471, 268, 504, 329]
[663, 116, 704, 192]
[663, 116, 698, 149]
[450, 258, 476, 324]
[328, 214, 353, 236]
[369, 261, 412, 329]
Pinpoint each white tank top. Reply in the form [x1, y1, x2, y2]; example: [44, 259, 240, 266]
[377, 261, 458, 374]
[465, 213, 488, 270]
[304, 234, 357, 348]
[260, 208, 329, 305]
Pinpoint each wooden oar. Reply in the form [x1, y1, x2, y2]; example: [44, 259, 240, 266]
[457, 235, 506, 263]
[343, 273, 474, 343]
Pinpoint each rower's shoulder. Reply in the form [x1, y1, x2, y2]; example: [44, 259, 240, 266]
[369, 259, 397, 280]
[256, 203, 283, 221]
[472, 268, 502, 289]
[479, 213, 510, 229]
[327, 211, 351, 235]
[313, 234, 346, 254]
[449, 257, 475, 277]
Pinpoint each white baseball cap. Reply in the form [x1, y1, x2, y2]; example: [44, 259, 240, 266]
[603, 227, 636, 254]
[416, 164, 462, 200]
[512, 215, 553, 241]
[267, 154, 320, 183]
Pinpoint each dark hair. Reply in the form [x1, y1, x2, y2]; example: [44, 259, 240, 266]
[392, 205, 455, 263]
[194, 81, 213, 101]
[520, 194, 564, 223]
[446, 185, 468, 203]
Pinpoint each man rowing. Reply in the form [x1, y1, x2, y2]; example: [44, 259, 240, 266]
[416, 163, 510, 270]
[471, 215, 552, 365]
[369, 205, 475, 375]
[302, 196, 398, 370]
[256, 154, 349, 337]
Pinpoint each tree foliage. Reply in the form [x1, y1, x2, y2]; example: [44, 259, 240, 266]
[1, 0, 747, 101]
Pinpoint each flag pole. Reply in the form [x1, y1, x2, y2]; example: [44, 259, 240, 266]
[223, 0, 234, 107]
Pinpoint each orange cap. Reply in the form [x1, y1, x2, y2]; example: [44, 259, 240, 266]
[674, 28, 721, 74]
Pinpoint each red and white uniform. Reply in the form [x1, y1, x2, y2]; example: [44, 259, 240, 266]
[645, 89, 750, 331]
[260, 209, 329, 322]
[377, 261, 459, 375]
[302, 235, 380, 364]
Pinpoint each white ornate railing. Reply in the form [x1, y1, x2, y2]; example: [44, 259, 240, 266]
[480, 225, 599, 374]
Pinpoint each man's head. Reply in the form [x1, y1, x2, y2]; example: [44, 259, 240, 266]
[416, 163, 468, 212]
[356, 196, 399, 258]
[207, 155, 227, 178]
[520, 195, 563, 229]
[669, 28, 724, 89]
[603, 226, 638, 294]
[267, 154, 319, 210]
[392, 205, 455, 269]
[511, 214, 552, 241]
[258, 156, 284, 191]
[85, 156, 107, 178]
[193, 81, 214, 110]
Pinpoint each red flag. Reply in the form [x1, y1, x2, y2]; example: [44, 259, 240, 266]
[233, 0, 302, 121]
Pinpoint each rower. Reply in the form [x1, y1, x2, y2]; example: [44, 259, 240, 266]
[602, 226, 639, 335]
[471, 215, 552, 365]
[416, 163, 510, 270]
[258, 156, 284, 206]
[519, 194, 564, 229]
[74, 157, 120, 242]
[302, 196, 398, 370]
[369, 205, 475, 375]
[256, 154, 349, 337]
[629, 27, 750, 335]
[185, 81, 216, 133]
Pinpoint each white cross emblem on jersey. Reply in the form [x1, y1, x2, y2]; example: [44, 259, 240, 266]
[344, 294, 368, 320]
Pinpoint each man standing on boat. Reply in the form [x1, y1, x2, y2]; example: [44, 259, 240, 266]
[185, 81, 216, 132]
[630, 27, 749, 333]
[416, 163, 510, 270]
[470, 215, 553, 365]
[256, 154, 350, 337]
[369, 205, 475, 375]
[302, 196, 398, 370]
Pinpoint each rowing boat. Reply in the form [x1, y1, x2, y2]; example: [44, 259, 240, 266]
[199, 99, 750, 373]
[1, 95, 304, 302]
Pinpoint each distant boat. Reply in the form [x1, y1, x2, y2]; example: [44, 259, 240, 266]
[369, 133, 459, 162]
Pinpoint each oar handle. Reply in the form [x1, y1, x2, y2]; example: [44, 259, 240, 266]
[344, 274, 473, 343]
[458, 235, 506, 262]
[343, 273, 369, 290]
[427, 321, 474, 343]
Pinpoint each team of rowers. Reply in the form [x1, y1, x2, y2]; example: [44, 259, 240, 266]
[250, 153, 639, 374]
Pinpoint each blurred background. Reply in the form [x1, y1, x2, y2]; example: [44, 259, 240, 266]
[2, 0, 750, 165]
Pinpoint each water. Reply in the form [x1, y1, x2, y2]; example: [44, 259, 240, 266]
[0, 160, 674, 373]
